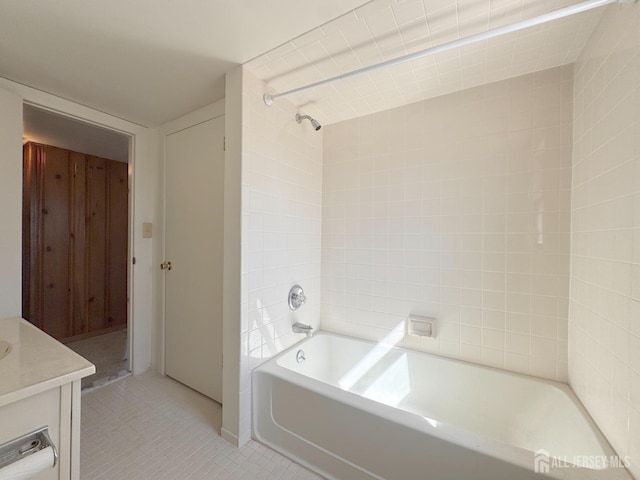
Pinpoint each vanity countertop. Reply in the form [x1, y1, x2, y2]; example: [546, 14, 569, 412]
[0, 317, 95, 408]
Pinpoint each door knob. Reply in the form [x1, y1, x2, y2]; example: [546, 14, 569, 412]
[160, 261, 172, 271]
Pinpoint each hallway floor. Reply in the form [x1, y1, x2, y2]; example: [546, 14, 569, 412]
[67, 329, 129, 389]
[80, 371, 321, 480]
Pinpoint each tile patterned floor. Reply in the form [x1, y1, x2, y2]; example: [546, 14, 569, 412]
[81, 371, 322, 480]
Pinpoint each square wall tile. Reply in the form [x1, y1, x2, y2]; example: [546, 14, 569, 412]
[322, 67, 572, 381]
[569, 4, 640, 478]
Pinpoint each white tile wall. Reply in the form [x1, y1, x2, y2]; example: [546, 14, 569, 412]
[239, 68, 323, 443]
[245, 0, 602, 126]
[321, 66, 573, 381]
[569, 2, 640, 476]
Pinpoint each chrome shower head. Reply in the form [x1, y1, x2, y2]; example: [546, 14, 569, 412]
[295, 113, 321, 131]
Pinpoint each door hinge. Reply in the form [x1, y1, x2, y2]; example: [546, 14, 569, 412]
[223, 136, 226, 152]
[132, 257, 136, 265]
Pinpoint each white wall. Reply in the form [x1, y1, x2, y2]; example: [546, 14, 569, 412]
[0, 87, 23, 318]
[321, 67, 573, 382]
[238, 68, 323, 443]
[569, 2, 640, 476]
[23, 105, 130, 163]
[222, 66, 243, 446]
[0, 77, 158, 375]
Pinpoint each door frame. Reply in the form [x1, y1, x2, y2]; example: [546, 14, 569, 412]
[159, 99, 225, 376]
[1, 74, 157, 376]
[23, 101, 136, 370]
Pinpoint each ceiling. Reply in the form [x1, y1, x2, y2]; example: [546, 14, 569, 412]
[245, 0, 607, 125]
[0, 0, 371, 126]
[24, 105, 130, 162]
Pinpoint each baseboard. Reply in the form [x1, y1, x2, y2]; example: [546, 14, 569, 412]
[221, 428, 239, 447]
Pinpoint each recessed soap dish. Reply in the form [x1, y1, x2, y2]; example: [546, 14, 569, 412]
[406, 315, 436, 338]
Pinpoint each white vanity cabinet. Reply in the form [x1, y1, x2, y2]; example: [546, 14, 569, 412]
[0, 317, 94, 480]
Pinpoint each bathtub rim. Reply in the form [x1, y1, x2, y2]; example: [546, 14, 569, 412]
[252, 330, 630, 479]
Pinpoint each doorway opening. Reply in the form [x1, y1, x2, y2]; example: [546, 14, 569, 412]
[22, 104, 132, 389]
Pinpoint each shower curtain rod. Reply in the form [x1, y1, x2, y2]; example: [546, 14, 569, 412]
[263, 0, 633, 106]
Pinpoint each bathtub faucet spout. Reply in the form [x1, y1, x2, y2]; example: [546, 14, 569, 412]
[292, 322, 314, 337]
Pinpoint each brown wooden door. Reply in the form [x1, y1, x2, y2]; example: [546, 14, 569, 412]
[107, 161, 128, 329]
[86, 155, 108, 333]
[70, 152, 87, 337]
[22, 142, 128, 342]
[40, 146, 73, 339]
[22, 143, 40, 324]
[23, 143, 73, 338]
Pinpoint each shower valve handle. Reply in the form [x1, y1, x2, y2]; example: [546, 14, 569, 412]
[288, 285, 306, 310]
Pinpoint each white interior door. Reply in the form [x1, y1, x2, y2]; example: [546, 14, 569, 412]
[164, 116, 224, 402]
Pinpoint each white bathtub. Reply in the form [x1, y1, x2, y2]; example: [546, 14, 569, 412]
[253, 332, 632, 480]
